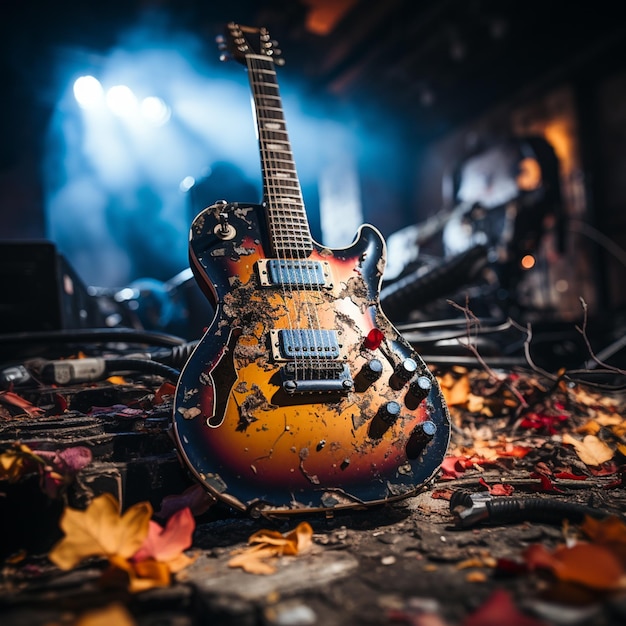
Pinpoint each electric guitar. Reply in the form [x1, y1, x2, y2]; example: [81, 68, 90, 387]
[172, 23, 451, 516]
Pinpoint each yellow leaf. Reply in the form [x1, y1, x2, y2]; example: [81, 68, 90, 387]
[465, 571, 487, 583]
[228, 522, 313, 575]
[228, 545, 282, 574]
[75, 602, 137, 626]
[562, 433, 614, 466]
[49, 493, 152, 570]
[594, 412, 623, 427]
[0, 443, 42, 482]
[575, 419, 601, 435]
[439, 373, 470, 407]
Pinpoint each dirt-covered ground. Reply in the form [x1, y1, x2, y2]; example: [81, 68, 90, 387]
[2, 363, 626, 626]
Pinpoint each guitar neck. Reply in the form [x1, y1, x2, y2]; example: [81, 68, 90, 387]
[246, 54, 313, 258]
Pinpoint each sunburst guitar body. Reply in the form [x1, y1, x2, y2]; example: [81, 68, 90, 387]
[172, 23, 451, 516]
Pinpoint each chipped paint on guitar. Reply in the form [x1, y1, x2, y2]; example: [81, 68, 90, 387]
[172, 23, 451, 516]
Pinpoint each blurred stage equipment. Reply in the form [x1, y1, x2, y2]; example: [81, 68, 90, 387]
[0, 241, 105, 334]
[381, 135, 562, 322]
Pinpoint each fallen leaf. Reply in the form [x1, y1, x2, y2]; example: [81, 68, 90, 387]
[74, 602, 137, 626]
[562, 433, 614, 466]
[228, 521, 313, 574]
[439, 372, 471, 407]
[0, 443, 42, 482]
[156, 484, 216, 519]
[552, 472, 587, 480]
[529, 472, 565, 493]
[0, 390, 44, 416]
[49, 493, 152, 570]
[228, 545, 284, 575]
[456, 555, 497, 569]
[462, 588, 546, 626]
[431, 488, 454, 500]
[132, 507, 196, 573]
[524, 542, 625, 591]
[519, 411, 567, 434]
[155, 382, 177, 404]
[478, 477, 514, 496]
[581, 515, 626, 563]
[105, 555, 171, 593]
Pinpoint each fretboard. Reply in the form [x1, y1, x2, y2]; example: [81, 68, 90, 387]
[246, 55, 313, 258]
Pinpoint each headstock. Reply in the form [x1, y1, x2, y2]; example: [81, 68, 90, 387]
[217, 22, 284, 66]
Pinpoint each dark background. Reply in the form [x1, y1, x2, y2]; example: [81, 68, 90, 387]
[2, 0, 626, 332]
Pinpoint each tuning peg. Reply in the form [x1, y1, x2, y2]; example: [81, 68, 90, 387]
[215, 34, 225, 45]
[275, 58, 286, 66]
[219, 53, 231, 62]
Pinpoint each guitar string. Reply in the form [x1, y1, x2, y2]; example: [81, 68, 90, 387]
[248, 50, 324, 383]
[251, 50, 322, 382]
[248, 52, 306, 380]
[245, 52, 297, 381]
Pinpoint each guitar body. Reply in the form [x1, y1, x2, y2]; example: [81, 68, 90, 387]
[172, 23, 450, 516]
[173, 201, 450, 515]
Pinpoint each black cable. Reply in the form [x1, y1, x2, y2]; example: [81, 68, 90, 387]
[0, 327, 188, 347]
[104, 358, 180, 383]
[450, 489, 619, 528]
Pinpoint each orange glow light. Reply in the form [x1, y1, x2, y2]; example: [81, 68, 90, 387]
[521, 254, 536, 269]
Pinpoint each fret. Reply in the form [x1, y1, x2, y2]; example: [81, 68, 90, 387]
[247, 55, 312, 257]
[262, 122, 284, 131]
[252, 93, 280, 100]
[266, 173, 298, 183]
[262, 155, 296, 164]
[260, 136, 289, 144]
[254, 106, 285, 115]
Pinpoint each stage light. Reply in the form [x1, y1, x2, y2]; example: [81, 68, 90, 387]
[179, 176, 195, 192]
[73, 75, 104, 109]
[521, 254, 536, 269]
[106, 85, 138, 117]
[141, 96, 171, 125]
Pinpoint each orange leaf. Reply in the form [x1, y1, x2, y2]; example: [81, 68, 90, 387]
[524, 542, 625, 591]
[439, 372, 470, 407]
[581, 515, 626, 563]
[106, 555, 171, 593]
[228, 521, 313, 574]
[49, 493, 152, 570]
[74, 602, 137, 626]
[0, 390, 44, 416]
[228, 545, 283, 575]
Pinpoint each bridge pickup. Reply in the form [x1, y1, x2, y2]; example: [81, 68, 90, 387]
[257, 259, 332, 288]
[281, 362, 354, 395]
[270, 329, 340, 361]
